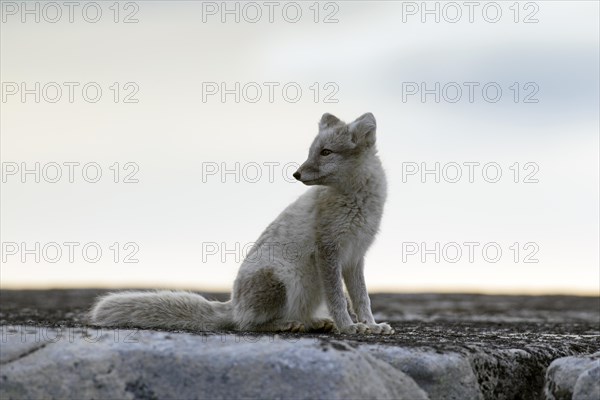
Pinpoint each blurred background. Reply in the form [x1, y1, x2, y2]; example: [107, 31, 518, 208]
[1, 1, 598, 295]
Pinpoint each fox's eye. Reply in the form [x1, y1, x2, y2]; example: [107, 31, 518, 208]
[320, 149, 333, 156]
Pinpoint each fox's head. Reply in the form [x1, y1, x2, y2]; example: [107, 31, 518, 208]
[293, 112, 378, 188]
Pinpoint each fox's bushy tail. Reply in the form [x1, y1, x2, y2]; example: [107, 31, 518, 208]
[90, 291, 235, 331]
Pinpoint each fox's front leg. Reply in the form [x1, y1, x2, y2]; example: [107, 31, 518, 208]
[319, 251, 370, 334]
[343, 258, 394, 334]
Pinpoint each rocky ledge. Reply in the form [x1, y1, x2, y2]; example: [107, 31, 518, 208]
[0, 290, 598, 400]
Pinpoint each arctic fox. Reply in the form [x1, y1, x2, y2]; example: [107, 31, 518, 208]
[91, 112, 393, 334]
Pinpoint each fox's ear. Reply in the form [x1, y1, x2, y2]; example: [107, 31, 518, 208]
[349, 113, 376, 147]
[319, 113, 341, 130]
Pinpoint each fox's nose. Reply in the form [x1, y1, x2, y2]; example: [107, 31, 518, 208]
[293, 171, 301, 181]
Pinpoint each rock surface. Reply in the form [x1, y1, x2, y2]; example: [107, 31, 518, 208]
[0, 290, 598, 400]
[545, 352, 600, 400]
[1, 328, 430, 400]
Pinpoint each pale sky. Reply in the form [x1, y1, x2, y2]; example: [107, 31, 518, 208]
[1, 1, 598, 295]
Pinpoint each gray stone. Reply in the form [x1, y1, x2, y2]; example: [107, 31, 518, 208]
[0, 328, 428, 400]
[365, 345, 482, 400]
[545, 352, 600, 400]
[573, 364, 600, 400]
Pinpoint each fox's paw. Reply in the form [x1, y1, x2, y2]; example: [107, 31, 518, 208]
[335, 322, 370, 335]
[366, 322, 394, 335]
[279, 321, 305, 333]
[309, 318, 335, 333]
